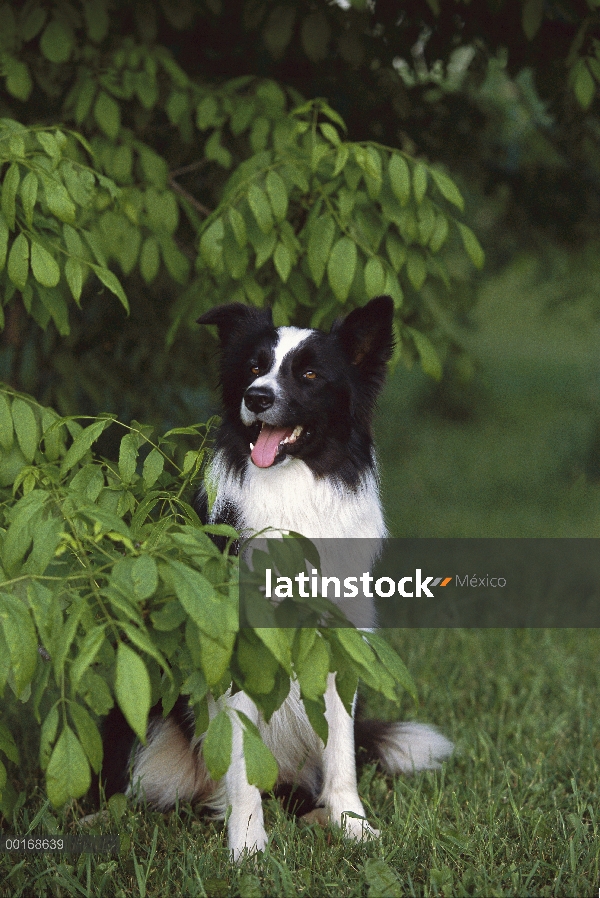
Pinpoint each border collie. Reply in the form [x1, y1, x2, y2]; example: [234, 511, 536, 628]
[100, 296, 452, 860]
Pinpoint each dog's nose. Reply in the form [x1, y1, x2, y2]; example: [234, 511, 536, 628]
[244, 385, 275, 412]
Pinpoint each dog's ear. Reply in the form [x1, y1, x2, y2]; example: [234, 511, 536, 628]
[198, 303, 273, 344]
[335, 295, 395, 371]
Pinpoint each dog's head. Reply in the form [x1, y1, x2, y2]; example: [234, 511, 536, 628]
[199, 296, 394, 472]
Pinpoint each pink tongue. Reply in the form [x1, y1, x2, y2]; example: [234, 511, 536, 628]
[251, 424, 293, 468]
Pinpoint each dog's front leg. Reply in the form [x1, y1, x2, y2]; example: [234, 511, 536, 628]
[225, 692, 268, 861]
[317, 673, 379, 841]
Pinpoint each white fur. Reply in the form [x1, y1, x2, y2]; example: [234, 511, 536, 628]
[240, 327, 312, 426]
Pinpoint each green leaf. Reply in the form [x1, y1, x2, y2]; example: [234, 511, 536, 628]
[307, 215, 335, 287]
[21, 5, 47, 41]
[429, 214, 449, 253]
[273, 242, 292, 283]
[572, 58, 595, 110]
[0, 212, 8, 272]
[46, 726, 90, 806]
[140, 236, 160, 283]
[115, 643, 151, 742]
[242, 723, 278, 791]
[457, 223, 485, 269]
[142, 448, 164, 488]
[406, 249, 427, 291]
[196, 95, 220, 130]
[71, 626, 106, 692]
[1, 163, 20, 230]
[7, 233, 29, 291]
[266, 170, 288, 222]
[5, 57, 32, 101]
[522, 0, 544, 40]
[412, 162, 427, 205]
[407, 326, 443, 381]
[297, 635, 329, 701]
[118, 432, 138, 483]
[31, 241, 60, 288]
[199, 219, 224, 269]
[0, 592, 38, 696]
[327, 236, 357, 302]
[388, 154, 411, 206]
[83, 0, 110, 42]
[247, 184, 274, 234]
[0, 394, 13, 450]
[65, 258, 83, 303]
[228, 207, 247, 248]
[203, 710, 232, 780]
[69, 703, 103, 773]
[60, 418, 113, 475]
[132, 555, 158, 600]
[364, 257, 385, 297]
[12, 398, 38, 463]
[93, 265, 129, 310]
[20, 171, 38, 227]
[94, 91, 121, 140]
[40, 18, 74, 64]
[364, 859, 403, 898]
[41, 175, 76, 224]
[430, 169, 464, 211]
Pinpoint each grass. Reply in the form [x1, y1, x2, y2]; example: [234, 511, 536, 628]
[1, 629, 599, 897]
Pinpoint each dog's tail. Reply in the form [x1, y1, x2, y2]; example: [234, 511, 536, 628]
[355, 719, 453, 774]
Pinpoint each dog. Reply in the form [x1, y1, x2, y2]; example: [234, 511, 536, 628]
[99, 295, 452, 860]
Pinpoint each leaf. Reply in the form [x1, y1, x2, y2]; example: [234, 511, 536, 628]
[140, 236, 160, 283]
[69, 703, 103, 773]
[247, 184, 274, 234]
[7, 233, 29, 291]
[0, 393, 13, 450]
[93, 265, 129, 311]
[65, 258, 83, 302]
[46, 726, 91, 806]
[203, 710, 232, 780]
[5, 58, 33, 101]
[132, 555, 158, 600]
[60, 418, 113, 475]
[31, 241, 60, 288]
[71, 626, 106, 692]
[364, 859, 403, 898]
[199, 219, 224, 269]
[20, 171, 38, 227]
[0, 212, 8, 272]
[266, 170, 288, 222]
[307, 215, 335, 287]
[297, 635, 330, 701]
[228, 207, 247, 248]
[412, 162, 427, 205]
[118, 432, 138, 484]
[457, 223, 485, 269]
[40, 18, 74, 64]
[572, 58, 596, 110]
[407, 326, 443, 381]
[115, 643, 150, 742]
[430, 169, 464, 211]
[0, 591, 38, 696]
[273, 242, 292, 283]
[388, 154, 411, 206]
[406, 249, 427, 290]
[11, 398, 38, 463]
[327, 237, 357, 302]
[429, 214, 449, 253]
[142, 447, 164, 488]
[522, 0, 544, 40]
[364, 257, 385, 297]
[41, 175, 76, 224]
[242, 723, 278, 791]
[1, 162, 20, 229]
[94, 91, 121, 140]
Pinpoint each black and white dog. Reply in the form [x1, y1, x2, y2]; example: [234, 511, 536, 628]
[101, 296, 452, 859]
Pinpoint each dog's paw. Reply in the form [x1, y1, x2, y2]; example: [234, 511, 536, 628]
[228, 813, 268, 862]
[325, 795, 380, 842]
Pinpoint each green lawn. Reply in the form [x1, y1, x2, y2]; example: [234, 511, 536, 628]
[1, 628, 598, 897]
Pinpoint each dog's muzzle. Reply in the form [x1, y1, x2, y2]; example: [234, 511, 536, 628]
[244, 385, 275, 413]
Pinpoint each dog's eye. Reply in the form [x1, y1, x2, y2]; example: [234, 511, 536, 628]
[251, 366, 260, 375]
[303, 370, 317, 380]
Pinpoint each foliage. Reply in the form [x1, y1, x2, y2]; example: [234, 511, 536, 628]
[0, 384, 416, 813]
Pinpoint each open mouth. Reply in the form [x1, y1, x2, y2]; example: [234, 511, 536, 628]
[249, 423, 304, 468]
